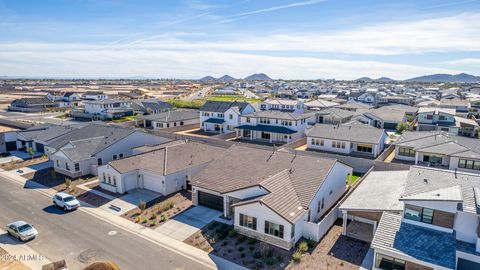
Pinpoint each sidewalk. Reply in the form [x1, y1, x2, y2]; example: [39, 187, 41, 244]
[0, 170, 248, 270]
[0, 228, 52, 270]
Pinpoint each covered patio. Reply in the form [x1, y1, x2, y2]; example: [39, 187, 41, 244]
[339, 170, 408, 242]
[202, 118, 225, 133]
[235, 124, 296, 143]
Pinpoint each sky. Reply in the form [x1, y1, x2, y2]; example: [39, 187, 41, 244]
[0, 0, 480, 80]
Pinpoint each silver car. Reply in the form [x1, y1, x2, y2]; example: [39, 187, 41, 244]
[6, 221, 38, 241]
[53, 192, 80, 211]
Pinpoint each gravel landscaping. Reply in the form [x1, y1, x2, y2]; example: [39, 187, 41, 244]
[122, 191, 192, 229]
[0, 155, 48, 171]
[24, 168, 110, 207]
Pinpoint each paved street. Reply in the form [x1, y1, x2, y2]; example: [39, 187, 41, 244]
[0, 110, 81, 126]
[0, 175, 210, 270]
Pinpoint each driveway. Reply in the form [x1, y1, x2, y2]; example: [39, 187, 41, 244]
[100, 188, 162, 216]
[155, 206, 221, 241]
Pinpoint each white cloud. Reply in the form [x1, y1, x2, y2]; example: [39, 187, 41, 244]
[0, 46, 460, 79]
[447, 58, 480, 66]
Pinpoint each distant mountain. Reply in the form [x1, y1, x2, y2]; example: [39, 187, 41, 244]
[376, 77, 395, 82]
[355, 77, 373, 82]
[407, 73, 480, 83]
[244, 73, 272, 81]
[217, 75, 236, 82]
[199, 76, 216, 81]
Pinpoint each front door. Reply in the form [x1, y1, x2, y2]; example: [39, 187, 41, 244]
[261, 132, 270, 140]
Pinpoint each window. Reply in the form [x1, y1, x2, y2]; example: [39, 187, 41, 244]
[439, 115, 446, 120]
[332, 141, 346, 149]
[180, 121, 184, 126]
[102, 172, 106, 182]
[113, 154, 117, 160]
[246, 117, 251, 123]
[112, 176, 117, 186]
[74, 163, 80, 172]
[56, 160, 60, 167]
[291, 224, 295, 238]
[459, 159, 480, 171]
[218, 113, 224, 118]
[264, 221, 284, 239]
[107, 174, 111, 184]
[229, 114, 233, 119]
[398, 147, 415, 157]
[259, 118, 270, 124]
[404, 204, 433, 224]
[426, 114, 433, 120]
[97, 158, 103, 165]
[119, 153, 123, 158]
[375, 253, 405, 270]
[357, 144, 373, 153]
[239, 214, 257, 230]
[65, 162, 70, 171]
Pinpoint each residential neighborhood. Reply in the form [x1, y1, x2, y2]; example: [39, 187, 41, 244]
[1, 1, 480, 270]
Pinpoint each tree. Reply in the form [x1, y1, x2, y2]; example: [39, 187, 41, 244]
[65, 178, 72, 190]
[396, 122, 410, 134]
[138, 200, 147, 212]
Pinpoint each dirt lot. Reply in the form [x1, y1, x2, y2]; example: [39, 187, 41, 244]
[24, 168, 109, 207]
[122, 191, 192, 228]
[0, 155, 48, 171]
[286, 220, 370, 270]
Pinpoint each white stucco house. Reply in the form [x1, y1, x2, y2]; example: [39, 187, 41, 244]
[259, 99, 305, 113]
[97, 140, 225, 195]
[191, 145, 353, 250]
[46, 123, 170, 178]
[306, 123, 387, 158]
[199, 100, 255, 133]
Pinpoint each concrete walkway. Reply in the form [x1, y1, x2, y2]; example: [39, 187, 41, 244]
[13, 161, 53, 176]
[155, 206, 221, 241]
[0, 228, 52, 270]
[0, 170, 247, 270]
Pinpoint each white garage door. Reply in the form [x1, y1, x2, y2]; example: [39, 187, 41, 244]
[143, 174, 163, 193]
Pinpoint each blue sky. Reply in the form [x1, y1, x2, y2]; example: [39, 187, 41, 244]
[0, 0, 479, 79]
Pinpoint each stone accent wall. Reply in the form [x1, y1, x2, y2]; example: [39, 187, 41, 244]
[235, 225, 294, 250]
[432, 209, 455, 229]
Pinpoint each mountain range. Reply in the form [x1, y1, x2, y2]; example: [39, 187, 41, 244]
[355, 73, 480, 83]
[199, 73, 272, 82]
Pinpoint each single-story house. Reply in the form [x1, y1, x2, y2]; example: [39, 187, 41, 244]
[97, 140, 225, 194]
[306, 124, 387, 157]
[136, 109, 199, 129]
[191, 145, 353, 250]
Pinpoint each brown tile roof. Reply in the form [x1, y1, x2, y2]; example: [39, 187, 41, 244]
[192, 144, 340, 208]
[108, 140, 225, 175]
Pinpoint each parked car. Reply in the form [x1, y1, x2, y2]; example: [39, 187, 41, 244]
[53, 192, 80, 211]
[6, 221, 38, 241]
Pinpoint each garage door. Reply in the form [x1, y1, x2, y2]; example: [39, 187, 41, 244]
[457, 258, 480, 270]
[5, 141, 16, 151]
[143, 174, 163, 193]
[35, 143, 44, 153]
[198, 191, 224, 212]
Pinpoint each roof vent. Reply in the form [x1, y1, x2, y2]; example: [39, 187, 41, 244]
[423, 178, 428, 183]
[289, 168, 295, 174]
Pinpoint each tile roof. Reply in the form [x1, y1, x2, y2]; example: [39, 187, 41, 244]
[232, 170, 307, 223]
[138, 109, 198, 122]
[401, 166, 480, 214]
[200, 100, 251, 113]
[131, 99, 172, 112]
[304, 99, 339, 108]
[364, 105, 418, 122]
[307, 123, 386, 144]
[192, 144, 341, 208]
[394, 131, 480, 158]
[372, 212, 456, 269]
[244, 110, 313, 120]
[108, 140, 225, 175]
[18, 124, 77, 143]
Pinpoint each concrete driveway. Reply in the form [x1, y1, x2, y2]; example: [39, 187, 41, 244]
[155, 206, 222, 241]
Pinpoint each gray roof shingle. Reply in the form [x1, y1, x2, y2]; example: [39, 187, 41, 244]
[307, 123, 386, 144]
[200, 100, 251, 113]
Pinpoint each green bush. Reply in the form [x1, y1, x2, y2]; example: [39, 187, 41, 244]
[64, 178, 72, 189]
[221, 241, 228, 246]
[142, 217, 148, 224]
[228, 229, 237, 238]
[253, 251, 262, 259]
[160, 215, 166, 222]
[240, 252, 245, 258]
[238, 246, 244, 252]
[150, 213, 157, 220]
[237, 235, 246, 243]
[276, 255, 283, 263]
[264, 257, 275, 266]
[217, 231, 228, 240]
[207, 222, 217, 230]
[291, 251, 302, 264]
[298, 241, 309, 253]
[247, 238, 257, 245]
[249, 246, 255, 251]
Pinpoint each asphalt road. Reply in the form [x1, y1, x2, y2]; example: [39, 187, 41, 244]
[0, 176, 210, 270]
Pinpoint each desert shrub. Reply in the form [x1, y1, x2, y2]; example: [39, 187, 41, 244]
[64, 178, 72, 189]
[291, 251, 302, 264]
[160, 215, 166, 222]
[253, 251, 262, 259]
[138, 200, 147, 212]
[142, 217, 148, 223]
[276, 255, 283, 263]
[247, 238, 257, 245]
[150, 220, 157, 226]
[264, 257, 275, 265]
[150, 213, 157, 220]
[298, 241, 309, 253]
